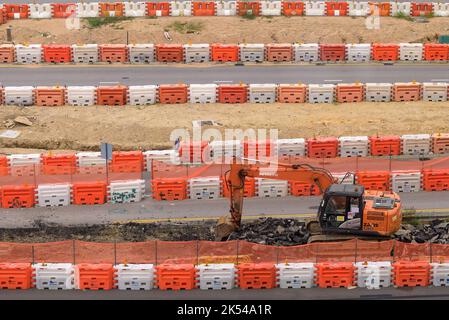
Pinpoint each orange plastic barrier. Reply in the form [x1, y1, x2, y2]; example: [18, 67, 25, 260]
[4, 4, 29, 19]
[156, 264, 197, 290]
[146, 2, 170, 16]
[277, 84, 307, 103]
[211, 44, 239, 62]
[42, 44, 71, 63]
[393, 261, 430, 287]
[217, 84, 248, 103]
[96, 85, 127, 106]
[424, 43, 449, 61]
[326, 1, 348, 16]
[222, 176, 256, 198]
[0, 185, 35, 208]
[289, 181, 321, 196]
[72, 182, 107, 205]
[307, 137, 339, 158]
[244, 140, 273, 159]
[369, 2, 390, 16]
[336, 83, 364, 103]
[265, 43, 293, 62]
[372, 43, 399, 61]
[179, 140, 208, 163]
[237, 1, 260, 15]
[316, 262, 355, 288]
[411, 2, 433, 16]
[0, 8, 6, 25]
[155, 44, 184, 63]
[52, 3, 76, 18]
[282, 0, 304, 16]
[99, 2, 124, 17]
[41, 154, 77, 175]
[0, 156, 8, 176]
[237, 263, 276, 289]
[159, 84, 188, 104]
[152, 178, 187, 201]
[35, 86, 66, 106]
[0, 45, 15, 63]
[0, 263, 32, 289]
[192, 1, 215, 15]
[320, 44, 346, 62]
[393, 83, 421, 102]
[369, 135, 401, 156]
[99, 44, 128, 63]
[76, 263, 115, 290]
[422, 169, 449, 191]
[356, 171, 390, 191]
[111, 151, 144, 173]
[432, 133, 449, 155]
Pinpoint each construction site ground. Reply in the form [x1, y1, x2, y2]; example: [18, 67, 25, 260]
[1, 101, 449, 153]
[0, 16, 448, 44]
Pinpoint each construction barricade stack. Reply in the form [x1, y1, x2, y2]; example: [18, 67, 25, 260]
[52, 3, 76, 18]
[156, 264, 197, 290]
[239, 43, 265, 62]
[170, 1, 192, 16]
[320, 44, 346, 62]
[356, 171, 390, 191]
[124, 1, 147, 17]
[42, 44, 71, 63]
[192, 1, 215, 16]
[4, 86, 34, 106]
[211, 44, 239, 62]
[33, 263, 75, 290]
[188, 176, 222, 200]
[401, 134, 431, 156]
[108, 180, 146, 204]
[156, 44, 184, 63]
[66, 86, 97, 106]
[390, 2, 411, 17]
[346, 43, 371, 62]
[127, 85, 157, 105]
[34, 86, 66, 107]
[216, 0, 236, 15]
[355, 261, 392, 289]
[433, 3, 449, 17]
[422, 82, 448, 102]
[391, 170, 422, 193]
[369, 2, 390, 16]
[111, 151, 144, 173]
[189, 83, 217, 103]
[422, 168, 449, 191]
[75, 263, 115, 290]
[432, 133, 449, 155]
[115, 264, 155, 290]
[393, 261, 430, 287]
[15, 44, 42, 64]
[41, 153, 76, 175]
[36, 184, 72, 207]
[99, 2, 124, 17]
[293, 43, 319, 62]
[316, 262, 355, 288]
[183, 43, 210, 63]
[371, 43, 399, 61]
[4, 4, 29, 19]
[265, 43, 293, 62]
[305, 0, 326, 15]
[369, 135, 401, 156]
[7, 153, 40, 176]
[0, 263, 32, 289]
[196, 264, 236, 290]
[248, 84, 277, 103]
[261, 0, 282, 15]
[393, 82, 421, 102]
[222, 176, 255, 198]
[411, 2, 433, 16]
[99, 44, 128, 63]
[146, 1, 170, 16]
[348, 1, 369, 16]
[307, 137, 339, 158]
[152, 178, 187, 201]
[217, 84, 248, 103]
[237, 263, 276, 289]
[308, 84, 335, 103]
[128, 44, 155, 63]
[76, 2, 100, 17]
[0, 185, 36, 208]
[338, 136, 369, 157]
[325, 1, 348, 16]
[237, 1, 260, 15]
[399, 43, 423, 61]
[0, 44, 15, 63]
[159, 84, 188, 104]
[336, 83, 364, 103]
[72, 181, 107, 205]
[256, 178, 289, 198]
[276, 263, 316, 288]
[431, 262, 449, 287]
[364, 83, 392, 102]
[71, 44, 99, 63]
[282, 0, 304, 16]
[277, 83, 307, 103]
[29, 4, 52, 19]
[96, 85, 128, 106]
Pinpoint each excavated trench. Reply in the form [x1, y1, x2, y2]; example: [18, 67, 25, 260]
[0, 218, 448, 245]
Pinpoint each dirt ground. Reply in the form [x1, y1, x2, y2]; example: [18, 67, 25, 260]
[1, 101, 449, 154]
[1, 16, 448, 44]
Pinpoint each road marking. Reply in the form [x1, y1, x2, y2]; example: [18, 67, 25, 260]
[213, 80, 233, 83]
[430, 79, 449, 82]
[324, 79, 342, 82]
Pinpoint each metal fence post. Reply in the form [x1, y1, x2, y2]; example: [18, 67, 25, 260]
[236, 240, 239, 265]
[114, 240, 117, 266]
[72, 240, 76, 265]
[155, 240, 158, 266]
[31, 245, 35, 265]
[196, 240, 200, 265]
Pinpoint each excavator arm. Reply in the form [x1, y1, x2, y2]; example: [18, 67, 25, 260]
[216, 159, 337, 240]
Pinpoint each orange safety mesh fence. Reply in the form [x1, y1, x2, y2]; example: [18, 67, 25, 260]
[394, 241, 431, 262]
[33, 240, 74, 263]
[311, 239, 358, 262]
[277, 243, 316, 263]
[198, 240, 239, 264]
[0, 242, 33, 263]
[116, 241, 156, 264]
[156, 241, 197, 264]
[429, 244, 449, 263]
[355, 239, 394, 262]
[237, 241, 279, 263]
[74, 241, 115, 264]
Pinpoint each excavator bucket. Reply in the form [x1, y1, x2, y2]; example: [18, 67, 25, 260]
[215, 215, 237, 241]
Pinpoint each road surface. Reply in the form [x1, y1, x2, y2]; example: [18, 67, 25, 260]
[1, 64, 449, 86]
[1, 0, 444, 4]
[1, 191, 449, 227]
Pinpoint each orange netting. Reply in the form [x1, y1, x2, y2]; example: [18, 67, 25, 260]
[394, 241, 431, 262]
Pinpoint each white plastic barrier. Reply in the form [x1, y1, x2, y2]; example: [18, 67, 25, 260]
[422, 82, 448, 102]
[71, 44, 99, 63]
[188, 176, 222, 200]
[364, 83, 392, 102]
[36, 184, 71, 207]
[348, 1, 369, 16]
[29, 3, 53, 19]
[260, 0, 282, 16]
[124, 1, 146, 17]
[108, 179, 146, 203]
[346, 44, 371, 62]
[170, 1, 192, 16]
[8, 153, 41, 168]
[339, 136, 369, 157]
[391, 170, 421, 192]
[15, 44, 42, 64]
[390, 2, 411, 16]
[144, 149, 180, 171]
[76, 151, 106, 166]
[33, 263, 75, 290]
[183, 43, 210, 63]
[66, 86, 97, 106]
[399, 43, 423, 61]
[355, 261, 392, 289]
[239, 43, 265, 62]
[128, 44, 155, 63]
[256, 178, 289, 198]
[128, 85, 158, 105]
[401, 134, 431, 155]
[293, 43, 319, 62]
[196, 264, 236, 290]
[189, 83, 217, 103]
[4, 86, 34, 106]
[115, 264, 155, 290]
[305, 1, 326, 16]
[433, 3, 449, 17]
[76, 2, 100, 17]
[249, 84, 277, 103]
[216, 0, 236, 15]
[276, 138, 306, 157]
[209, 140, 242, 162]
[308, 84, 335, 103]
[276, 263, 316, 289]
[431, 263, 449, 287]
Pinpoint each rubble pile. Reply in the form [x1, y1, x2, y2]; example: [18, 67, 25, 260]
[394, 220, 449, 244]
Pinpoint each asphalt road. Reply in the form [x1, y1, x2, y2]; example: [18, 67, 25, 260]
[0, 191, 448, 228]
[1, 287, 449, 300]
[1, 64, 449, 86]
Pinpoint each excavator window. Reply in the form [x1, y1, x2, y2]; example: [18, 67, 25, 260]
[321, 195, 362, 230]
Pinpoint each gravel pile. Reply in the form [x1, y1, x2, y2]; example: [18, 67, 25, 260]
[394, 220, 449, 244]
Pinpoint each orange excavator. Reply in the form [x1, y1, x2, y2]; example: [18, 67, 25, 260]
[216, 159, 402, 243]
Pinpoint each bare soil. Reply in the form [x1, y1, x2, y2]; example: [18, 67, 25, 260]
[1, 101, 449, 154]
[1, 16, 448, 45]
